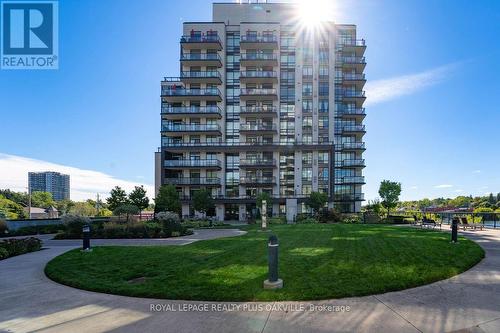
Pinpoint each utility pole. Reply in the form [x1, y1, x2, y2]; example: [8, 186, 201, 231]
[95, 193, 101, 216]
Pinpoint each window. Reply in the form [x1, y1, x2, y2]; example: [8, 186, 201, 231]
[302, 83, 312, 97]
[319, 99, 329, 112]
[302, 66, 313, 77]
[302, 99, 312, 112]
[319, 82, 329, 96]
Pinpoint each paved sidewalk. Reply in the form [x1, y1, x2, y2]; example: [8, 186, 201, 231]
[1, 229, 500, 333]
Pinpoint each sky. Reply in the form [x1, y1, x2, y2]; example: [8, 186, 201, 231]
[0, 0, 499, 201]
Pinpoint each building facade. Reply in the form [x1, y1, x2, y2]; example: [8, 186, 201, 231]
[155, 2, 366, 221]
[28, 171, 70, 201]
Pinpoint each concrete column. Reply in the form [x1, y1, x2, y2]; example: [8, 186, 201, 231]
[216, 204, 224, 221]
[286, 198, 297, 223]
[239, 204, 247, 222]
[181, 204, 190, 219]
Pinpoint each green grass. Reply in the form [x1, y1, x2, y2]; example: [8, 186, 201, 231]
[44, 224, 484, 301]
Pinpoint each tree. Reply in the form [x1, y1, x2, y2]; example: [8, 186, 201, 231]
[31, 191, 54, 208]
[0, 195, 26, 219]
[69, 202, 97, 217]
[55, 199, 75, 215]
[113, 204, 140, 223]
[154, 185, 181, 215]
[106, 186, 128, 211]
[0, 189, 29, 206]
[306, 191, 328, 216]
[488, 193, 496, 205]
[128, 185, 149, 218]
[378, 180, 402, 217]
[192, 189, 214, 218]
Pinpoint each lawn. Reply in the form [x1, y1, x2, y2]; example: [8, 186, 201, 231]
[45, 224, 484, 301]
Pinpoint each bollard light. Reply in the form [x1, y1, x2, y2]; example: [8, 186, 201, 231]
[82, 224, 91, 251]
[263, 235, 283, 289]
[451, 218, 458, 243]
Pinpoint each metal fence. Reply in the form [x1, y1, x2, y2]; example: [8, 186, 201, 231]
[392, 211, 500, 229]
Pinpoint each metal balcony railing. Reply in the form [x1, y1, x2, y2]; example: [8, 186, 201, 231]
[240, 106, 277, 114]
[337, 39, 365, 47]
[164, 159, 221, 168]
[162, 124, 220, 132]
[333, 193, 365, 201]
[161, 106, 221, 115]
[336, 159, 366, 167]
[342, 90, 366, 98]
[336, 108, 366, 116]
[164, 177, 221, 185]
[338, 73, 366, 81]
[339, 56, 366, 64]
[339, 142, 365, 150]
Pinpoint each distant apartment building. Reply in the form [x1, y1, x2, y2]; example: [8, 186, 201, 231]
[28, 171, 70, 201]
[155, 2, 366, 221]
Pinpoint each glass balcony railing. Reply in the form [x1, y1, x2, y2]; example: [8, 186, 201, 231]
[240, 106, 277, 114]
[239, 176, 276, 184]
[164, 159, 221, 168]
[161, 106, 221, 115]
[342, 125, 366, 133]
[164, 177, 221, 185]
[240, 123, 277, 131]
[180, 35, 221, 44]
[337, 39, 365, 47]
[240, 35, 277, 43]
[239, 158, 276, 167]
[339, 56, 366, 64]
[342, 90, 366, 98]
[336, 159, 365, 167]
[240, 88, 277, 96]
[162, 124, 220, 132]
[339, 142, 365, 150]
[335, 176, 365, 184]
[333, 193, 365, 201]
[339, 73, 366, 81]
[240, 53, 278, 61]
[240, 71, 277, 79]
[180, 71, 221, 79]
[336, 107, 366, 116]
[180, 53, 221, 62]
[161, 88, 221, 97]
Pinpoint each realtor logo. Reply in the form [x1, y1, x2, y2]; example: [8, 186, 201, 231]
[1, 0, 58, 69]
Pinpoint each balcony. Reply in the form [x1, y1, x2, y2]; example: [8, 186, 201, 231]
[180, 71, 222, 84]
[164, 159, 221, 169]
[180, 35, 222, 50]
[240, 53, 278, 66]
[336, 73, 366, 88]
[239, 71, 277, 83]
[239, 105, 278, 117]
[339, 57, 366, 71]
[240, 35, 278, 49]
[239, 176, 276, 186]
[240, 88, 277, 100]
[337, 90, 366, 103]
[240, 123, 277, 134]
[161, 106, 222, 119]
[341, 125, 366, 135]
[337, 39, 366, 54]
[335, 159, 366, 168]
[333, 193, 365, 201]
[161, 88, 222, 102]
[239, 158, 276, 168]
[180, 53, 222, 67]
[161, 123, 221, 135]
[336, 107, 366, 119]
[338, 142, 366, 151]
[164, 177, 221, 186]
[335, 176, 365, 184]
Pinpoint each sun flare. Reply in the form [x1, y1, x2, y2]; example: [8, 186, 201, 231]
[296, 0, 335, 29]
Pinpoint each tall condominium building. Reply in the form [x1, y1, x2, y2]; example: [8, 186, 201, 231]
[28, 171, 70, 201]
[155, 2, 366, 221]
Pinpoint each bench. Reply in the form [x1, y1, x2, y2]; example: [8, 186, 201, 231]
[421, 218, 442, 230]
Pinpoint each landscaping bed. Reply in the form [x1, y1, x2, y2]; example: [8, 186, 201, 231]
[0, 237, 42, 260]
[45, 224, 484, 301]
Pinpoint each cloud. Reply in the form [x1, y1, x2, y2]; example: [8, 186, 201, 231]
[472, 170, 481, 174]
[454, 189, 464, 193]
[0, 153, 154, 201]
[434, 184, 453, 189]
[365, 62, 459, 106]
[409, 186, 418, 190]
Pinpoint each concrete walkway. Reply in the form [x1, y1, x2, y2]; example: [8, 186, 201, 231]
[1, 228, 500, 333]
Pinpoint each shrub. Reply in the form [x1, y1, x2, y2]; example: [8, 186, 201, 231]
[182, 219, 225, 228]
[62, 215, 91, 238]
[0, 218, 7, 235]
[342, 214, 362, 224]
[268, 216, 286, 224]
[0, 247, 8, 260]
[319, 209, 343, 223]
[0, 237, 42, 260]
[296, 217, 318, 224]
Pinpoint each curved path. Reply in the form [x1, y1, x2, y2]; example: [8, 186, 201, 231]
[1, 228, 500, 333]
